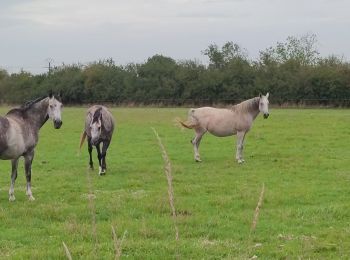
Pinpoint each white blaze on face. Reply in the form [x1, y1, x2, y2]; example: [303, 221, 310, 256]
[90, 119, 102, 144]
[259, 92, 270, 118]
[47, 96, 63, 128]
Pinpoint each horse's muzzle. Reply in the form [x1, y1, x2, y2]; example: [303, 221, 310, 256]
[263, 113, 269, 119]
[91, 138, 99, 146]
[54, 120, 62, 129]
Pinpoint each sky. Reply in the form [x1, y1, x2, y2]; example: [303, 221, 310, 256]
[1, 0, 349, 74]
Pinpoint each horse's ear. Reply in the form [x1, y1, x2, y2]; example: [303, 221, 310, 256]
[57, 91, 63, 101]
[266, 92, 269, 98]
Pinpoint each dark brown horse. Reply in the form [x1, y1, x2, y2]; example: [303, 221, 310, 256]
[0, 94, 63, 201]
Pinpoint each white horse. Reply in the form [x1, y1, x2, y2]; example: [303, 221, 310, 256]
[180, 93, 270, 163]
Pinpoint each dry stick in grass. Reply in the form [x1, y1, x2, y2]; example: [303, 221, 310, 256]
[151, 127, 179, 241]
[112, 226, 127, 260]
[251, 183, 265, 232]
[62, 242, 72, 260]
[86, 168, 98, 256]
[246, 184, 265, 259]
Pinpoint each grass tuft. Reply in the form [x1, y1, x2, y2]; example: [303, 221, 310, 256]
[111, 225, 127, 260]
[152, 127, 179, 241]
[251, 183, 265, 232]
[62, 242, 72, 260]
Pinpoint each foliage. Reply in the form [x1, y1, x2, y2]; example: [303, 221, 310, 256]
[1, 34, 350, 106]
[202, 41, 248, 69]
[259, 33, 320, 66]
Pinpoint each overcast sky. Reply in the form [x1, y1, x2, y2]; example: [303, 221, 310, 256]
[1, 0, 349, 74]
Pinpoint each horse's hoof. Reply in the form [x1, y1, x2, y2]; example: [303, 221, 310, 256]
[9, 195, 16, 202]
[28, 196, 35, 201]
[237, 159, 245, 164]
[98, 167, 106, 175]
[195, 158, 202, 162]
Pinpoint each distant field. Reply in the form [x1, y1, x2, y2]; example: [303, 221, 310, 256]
[0, 107, 350, 259]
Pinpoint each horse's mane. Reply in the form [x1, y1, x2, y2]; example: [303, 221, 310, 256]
[89, 106, 114, 132]
[23, 96, 47, 108]
[231, 97, 259, 113]
[7, 96, 47, 117]
[92, 107, 103, 123]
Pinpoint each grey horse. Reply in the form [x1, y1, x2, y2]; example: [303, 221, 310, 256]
[180, 93, 270, 163]
[79, 105, 115, 175]
[0, 94, 63, 201]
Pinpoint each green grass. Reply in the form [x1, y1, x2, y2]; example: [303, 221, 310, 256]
[0, 107, 350, 259]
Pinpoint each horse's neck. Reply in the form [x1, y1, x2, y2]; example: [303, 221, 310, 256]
[249, 98, 260, 119]
[251, 109, 260, 120]
[24, 99, 49, 129]
[235, 97, 260, 118]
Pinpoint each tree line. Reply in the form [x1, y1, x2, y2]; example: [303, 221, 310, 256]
[1, 34, 350, 106]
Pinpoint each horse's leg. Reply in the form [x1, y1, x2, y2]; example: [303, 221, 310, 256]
[192, 128, 206, 162]
[87, 136, 94, 170]
[236, 131, 246, 164]
[100, 140, 110, 175]
[96, 142, 103, 175]
[9, 158, 19, 201]
[24, 150, 35, 201]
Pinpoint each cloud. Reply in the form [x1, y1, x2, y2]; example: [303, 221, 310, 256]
[0, 0, 251, 29]
[4, 0, 348, 30]
[1, 0, 350, 73]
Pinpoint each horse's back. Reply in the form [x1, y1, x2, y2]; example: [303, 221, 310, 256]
[192, 106, 231, 115]
[86, 105, 103, 117]
[191, 107, 233, 123]
[101, 107, 115, 133]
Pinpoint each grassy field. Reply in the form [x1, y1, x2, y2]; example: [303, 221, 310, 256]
[0, 107, 350, 259]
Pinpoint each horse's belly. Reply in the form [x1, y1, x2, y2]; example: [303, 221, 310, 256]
[207, 125, 237, 137]
[0, 127, 26, 159]
[0, 144, 25, 159]
[0, 152, 16, 160]
[208, 128, 236, 137]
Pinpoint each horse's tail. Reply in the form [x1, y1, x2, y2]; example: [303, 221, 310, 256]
[79, 131, 87, 153]
[175, 109, 198, 129]
[178, 119, 195, 129]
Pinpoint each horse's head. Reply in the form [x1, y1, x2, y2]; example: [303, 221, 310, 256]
[90, 108, 102, 146]
[47, 93, 63, 129]
[259, 93, 270, 119]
